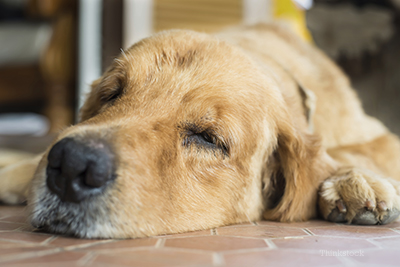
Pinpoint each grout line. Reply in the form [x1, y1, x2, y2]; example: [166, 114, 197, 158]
[0, 237, 56, 246]
[0, 237, 38, 245]
[0, 247, 63, 263]
[63, 239, 116, 251]
[161, 244, 270, 255]
[303, 228, 314, 236]
[308, 234, 400, 240]
[264, 239, 277, 249]
[366, 238, 384, 249]
[367, 234, 400, 240]
[14, 225, 35, 233]
[158, 246, 217, 254]
[211, 229, 217, 235]
[212, 252, 225, 267]
[219, 247, 271, 255]
[389, 228, 400, 235]
[212, 234, 309, 241]
[0, 230, 21, 233]
[155, 238, 166, 248]
[41, 236, 58, 245]
[282, 236, 306, 240]
[257, 221, 339, 229]
[218, 223, 259, 229]
[248, 224, 338, 230]
[82, 246, 156, 254]
[14, 226, 28, 232]
[0, 220, 27, 225]
[77, 251, 96, 266]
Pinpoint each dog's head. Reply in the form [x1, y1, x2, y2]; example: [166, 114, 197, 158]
[28, 30, 333, 238]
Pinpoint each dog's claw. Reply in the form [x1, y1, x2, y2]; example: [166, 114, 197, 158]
[335, 199, 347, 213]
[365, 199, 375, 211]
[327, 200, 347, 222]
[377, 201, 388, 211]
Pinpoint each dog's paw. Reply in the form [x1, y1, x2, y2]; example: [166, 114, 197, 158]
[0, 166, 27, 204]
[0, 157, 40, 205]
[319, 168, 400, 225]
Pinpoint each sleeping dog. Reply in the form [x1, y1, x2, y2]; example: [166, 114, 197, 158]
[1, 23, 400, 238]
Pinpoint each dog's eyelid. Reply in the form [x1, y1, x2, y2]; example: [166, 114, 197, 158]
[99, 85, 124, 103]
[182, 127, 229, 155]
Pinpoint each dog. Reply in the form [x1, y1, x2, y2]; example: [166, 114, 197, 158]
[1, 23, 400, 239]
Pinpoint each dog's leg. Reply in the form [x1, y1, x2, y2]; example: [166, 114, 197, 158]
[0, 155, 42, 204]
[319, 134, 400, 224]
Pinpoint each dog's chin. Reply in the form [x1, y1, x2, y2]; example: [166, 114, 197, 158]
[27, 182, 119, 239]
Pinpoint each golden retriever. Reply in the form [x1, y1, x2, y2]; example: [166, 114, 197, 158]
[1, 23, 400, 238]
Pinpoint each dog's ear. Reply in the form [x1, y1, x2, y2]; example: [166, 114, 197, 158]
[262, 109, 335, 222]
[79, 78, 103, 122]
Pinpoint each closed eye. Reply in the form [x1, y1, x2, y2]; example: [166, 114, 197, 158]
[187, 130, 216, 146]
[100, 86, 123, 103]
[183, 128, 229, 155]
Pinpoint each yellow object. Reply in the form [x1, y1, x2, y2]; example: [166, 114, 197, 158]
[273, 0, 313, 42]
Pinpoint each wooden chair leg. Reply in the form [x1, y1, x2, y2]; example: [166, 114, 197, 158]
[44, 83, 73, 132]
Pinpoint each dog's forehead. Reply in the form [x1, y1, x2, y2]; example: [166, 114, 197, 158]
[124, 30, 231, 66]
[107, 31, 268, 110]
[114, 31, 255, 88]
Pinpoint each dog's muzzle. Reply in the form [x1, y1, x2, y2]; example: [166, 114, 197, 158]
[46, 137, 116, 203]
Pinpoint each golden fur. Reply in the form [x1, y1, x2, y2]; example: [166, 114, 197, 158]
[1, 23, 400, 238]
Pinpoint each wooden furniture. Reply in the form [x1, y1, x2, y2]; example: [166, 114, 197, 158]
[0, 0, 77, 132]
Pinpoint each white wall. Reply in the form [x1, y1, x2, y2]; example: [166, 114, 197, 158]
[123, 0, 153, 49]
[77, 0, 103, 113]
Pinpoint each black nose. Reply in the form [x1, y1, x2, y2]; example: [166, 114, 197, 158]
[46, 138, 115, 203]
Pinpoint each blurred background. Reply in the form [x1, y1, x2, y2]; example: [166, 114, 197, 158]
[0, 0, 400, 166]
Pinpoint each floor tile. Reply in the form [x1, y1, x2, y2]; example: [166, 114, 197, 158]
[0, 246, 57, 259]
[349, 249, 400, 266]
[0, 231, 53, 244]
[165, 235, 268, 251]
[155, 229, 212, 238]
[0, 222, 25, 231]
[90, 249, 213, 267]
[370, 236, 400, 249]
[0, 240, 60, 264]
[0, 240, 35, 249]
[0, 215, 28, 224]
[0, 206, 26, 219]
[83, 238, 158, 251]
[218, 222, 255, 227]
[257, 220, 336, 228]
[217, 225, 308, 238]
[0, 205, 399, 266]
[4, 251, 87, 267]
[378, 219, 400, 228]
[224, 249, 341, 267]
[308, 225, 400, 239]
[273, 236, 377, 251]
[47, 236, 108, 248]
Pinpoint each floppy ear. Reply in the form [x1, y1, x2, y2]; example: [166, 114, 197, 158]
[263, 110, 336, 222]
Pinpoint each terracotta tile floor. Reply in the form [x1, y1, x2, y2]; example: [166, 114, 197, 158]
[1, 206, 400, 266]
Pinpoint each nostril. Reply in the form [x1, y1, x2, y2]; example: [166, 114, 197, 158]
[46, 166, 65, 199]
[46, 137, 115, 203]
[47, 138, 71, 168]
[86, 157, 114, 188]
